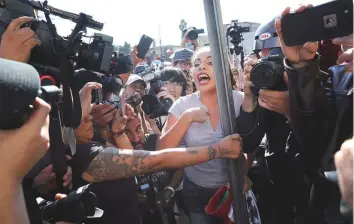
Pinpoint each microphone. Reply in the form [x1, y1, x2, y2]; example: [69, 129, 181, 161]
[0, 58, 41, 130]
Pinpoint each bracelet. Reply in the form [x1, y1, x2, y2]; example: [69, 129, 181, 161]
[112, 129, 125, 138]
[164, 186, 175, 198]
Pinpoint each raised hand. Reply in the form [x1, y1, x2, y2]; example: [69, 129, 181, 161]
[79, 82, 102, 118]
[275, 5, 318, 64]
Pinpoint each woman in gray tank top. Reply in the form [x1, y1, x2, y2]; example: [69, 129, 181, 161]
[158, 47, 257, 224]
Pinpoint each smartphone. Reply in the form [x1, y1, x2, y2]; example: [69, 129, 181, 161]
[92, 89, 103, 105]
[281, 0, 353, 46]
[137, 35, 153, 59]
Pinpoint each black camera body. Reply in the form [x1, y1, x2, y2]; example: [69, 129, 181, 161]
[142, 78, 173, 119]
[183, 27, 205, 40]
[38, 185, 102, 223]
[227, 21, 250, 44]
[250, 48, 287, 91]
[110, 52, 133, 75]
[226, 20, 249, 58]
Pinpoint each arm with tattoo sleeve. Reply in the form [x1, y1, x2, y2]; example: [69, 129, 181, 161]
[82, 144, 233, 182]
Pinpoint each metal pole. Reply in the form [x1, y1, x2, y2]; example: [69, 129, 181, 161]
[202, 0, 249, 223]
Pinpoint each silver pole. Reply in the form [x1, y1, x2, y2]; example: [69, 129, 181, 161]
[202, 0, 249, 223]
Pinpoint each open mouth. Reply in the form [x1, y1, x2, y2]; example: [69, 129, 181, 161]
[197, 73, 211, 85]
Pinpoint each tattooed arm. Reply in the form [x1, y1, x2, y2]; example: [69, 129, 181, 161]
[82, 134, 241, 182]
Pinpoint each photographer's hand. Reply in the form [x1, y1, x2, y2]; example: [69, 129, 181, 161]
[335, 137, 354, 206]
[156, 88, 176, 102]
[258, 74, 290, 118]
[275, 5, 318, 66]
[131, 46, 144, 68]
[33, 157, 73, 194]
[0, 17, 41, 63]
[111, 103, 136, 133]
[333, 34, 353, 72]
[79, 82, 102, 118]
[0, 98, 50, 180]
[242, 58, 258, 112]
[91, 104, 116, 127]
[180, 33, 189, 48]
[145, 114, 161, 135]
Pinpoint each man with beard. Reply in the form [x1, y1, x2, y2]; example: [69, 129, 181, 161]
[124, 115, 180, 224]
[173, 48, 195, 95]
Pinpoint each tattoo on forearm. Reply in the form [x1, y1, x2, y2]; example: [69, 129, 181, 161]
[85, 146, 160, 182]
[187, 150, 198, 155]
[207, 146, 217, 160]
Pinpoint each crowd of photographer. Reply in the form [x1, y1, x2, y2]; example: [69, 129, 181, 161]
[0, 1, 353, 224]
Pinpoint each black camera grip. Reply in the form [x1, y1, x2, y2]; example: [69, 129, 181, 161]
[49, 103, 68, 194]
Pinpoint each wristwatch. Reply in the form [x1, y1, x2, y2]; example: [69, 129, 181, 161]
[164, 186, 175, 198]
[112, 129, 125, 138]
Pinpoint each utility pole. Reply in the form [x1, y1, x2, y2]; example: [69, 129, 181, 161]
[158, 24, 163, 58]
[203, 0, 249, 223]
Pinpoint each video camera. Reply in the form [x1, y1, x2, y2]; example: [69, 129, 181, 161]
[227, 21, 249, 45]
[0, 1, 112, 218]
[0, 0, 114, 76]
[142, 77, 173, 119]
[250, 48, 287, 91]
[226, 20, 250, 70]
[110, 52, 133, 75]
[183, 27, 205, 40]
[38, 185, 103, 223]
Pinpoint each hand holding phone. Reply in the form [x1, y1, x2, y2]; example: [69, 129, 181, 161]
[137, 35, 153, 59]
[275, 5, 319, 64]
[280, 0, 353, 46]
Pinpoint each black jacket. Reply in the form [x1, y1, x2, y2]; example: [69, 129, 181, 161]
[284, 56, 353, 172]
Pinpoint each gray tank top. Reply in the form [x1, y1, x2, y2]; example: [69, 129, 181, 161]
[169, 91, 244, 188]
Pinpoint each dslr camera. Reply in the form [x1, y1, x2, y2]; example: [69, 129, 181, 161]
[38, 185, 103, 223]
[250, 48, 287, 91]
[142, 77, 173, 119]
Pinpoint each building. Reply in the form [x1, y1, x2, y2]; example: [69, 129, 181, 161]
[195, 21, 260, 55]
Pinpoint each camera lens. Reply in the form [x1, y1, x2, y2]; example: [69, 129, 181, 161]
[187, 30, 198, 40]
[250, 61, 282, 89]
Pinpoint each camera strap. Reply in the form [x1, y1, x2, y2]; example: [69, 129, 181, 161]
[49, 102, 68, 194]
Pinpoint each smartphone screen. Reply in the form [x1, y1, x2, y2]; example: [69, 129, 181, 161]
[137, 35, 153, 59]
[281, 0, 353, 46]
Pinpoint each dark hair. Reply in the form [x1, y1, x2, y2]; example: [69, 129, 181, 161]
[72, 70, 101, 92]
[102, 76, 122, 94]
[160, 67, 188, 96]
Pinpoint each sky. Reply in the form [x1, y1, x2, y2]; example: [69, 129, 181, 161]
[45, 0, 328, 46]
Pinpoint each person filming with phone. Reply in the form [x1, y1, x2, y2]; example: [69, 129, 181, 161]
[275, 3, 353, 223]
